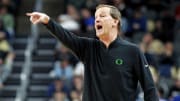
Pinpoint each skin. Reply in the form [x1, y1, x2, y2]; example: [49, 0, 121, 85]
[94, 7, 119, 47]
[26, 7, 119, 48]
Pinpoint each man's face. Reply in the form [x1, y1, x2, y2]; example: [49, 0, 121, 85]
[95, 7, 117, 37]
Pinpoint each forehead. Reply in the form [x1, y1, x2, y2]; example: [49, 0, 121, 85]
[95, 7, 110, 16]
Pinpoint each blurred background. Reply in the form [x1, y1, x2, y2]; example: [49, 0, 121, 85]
[0, 0, 180, 101]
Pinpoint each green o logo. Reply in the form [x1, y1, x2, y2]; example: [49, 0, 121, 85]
[115, 59, 123, 65]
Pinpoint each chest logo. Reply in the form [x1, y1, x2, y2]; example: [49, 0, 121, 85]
[115, 58, 123, 65]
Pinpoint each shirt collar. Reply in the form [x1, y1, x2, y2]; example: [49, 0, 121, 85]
[99, 36, 123, 49]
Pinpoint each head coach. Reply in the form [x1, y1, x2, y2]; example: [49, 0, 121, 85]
[27, 4, 159, 101]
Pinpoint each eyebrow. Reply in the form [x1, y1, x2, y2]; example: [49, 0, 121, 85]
[95, 11, 106, 17]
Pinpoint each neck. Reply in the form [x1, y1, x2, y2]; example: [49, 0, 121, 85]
[99, 31, 118, 48]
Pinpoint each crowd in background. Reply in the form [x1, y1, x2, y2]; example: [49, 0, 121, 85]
[49, 0, 180, 101]
[0, 0, 20, 89]
[0, 0, 180, 101]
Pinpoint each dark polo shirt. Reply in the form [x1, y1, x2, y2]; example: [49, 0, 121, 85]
[45, 19, 159, 101]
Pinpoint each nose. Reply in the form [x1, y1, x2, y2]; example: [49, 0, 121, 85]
[95, 17, 100, 23]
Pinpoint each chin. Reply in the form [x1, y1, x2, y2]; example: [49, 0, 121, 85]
[96, 33, 103, 37]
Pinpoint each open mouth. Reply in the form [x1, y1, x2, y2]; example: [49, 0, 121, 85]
[97, 25, 102, 30]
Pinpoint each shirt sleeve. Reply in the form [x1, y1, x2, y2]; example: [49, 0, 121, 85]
[134, 48, 159, 101]
[44, 19, 93, 61]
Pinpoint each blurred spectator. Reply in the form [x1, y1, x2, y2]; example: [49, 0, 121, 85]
[74, 61, 84, 77]
[58, 15, 80, 32]
[172, 95, 180, 101]
[175, 4, 180, 20]
[70, 75, 83, 101]
[149, 39, 164, 56]
[81, 8, 95, 32]
[0, 31, 12, 64]
[0, 19, 9, 39]
[11, 0, 22, 16]
[0, 31, 14, 88]
[54, 43, 79, 66]
[174, 20, 180, 36]
[171, 67, 180, 81]
[0, 0, 16, 15]
[141, 32, 153, 47]
[85, 0, 98, 10]
[175, 5, 180, 19]
[0, 5, 14, 40]
[58, 4, 80, 32]
[98, 0, 108, 4]
[47, 78, 70, 98]
[159, 42, 176, 78]
[118, 0, 132, 32]
[158, 87, 167, 101]
[49, 91, 69, 101]
[121, 17, 128, 34]
[174, 4, 180, 35]
[168, 78, 180, 100]
[66, 4, 80, 22]
[67, 0, 86, 10]
[145, 0, 166, 13]
[50, 58, 73, 79]
[50, 56, 74, 88]
[147, 19, 155, 32]
[152, 18, 164, 41]
[112, 0, 125, 10]
[140, 33, 160, 84]
[161, 13, 175, 42]
[140, 33, 158, 68]
[112, 0, 128, 34]
[112, 0, 128, 17]
[127, 8, 147, 37]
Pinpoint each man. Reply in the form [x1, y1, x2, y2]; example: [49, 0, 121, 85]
[27, 4, 159, 101]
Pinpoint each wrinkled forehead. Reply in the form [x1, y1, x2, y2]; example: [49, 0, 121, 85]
[95, 7, 110, 16]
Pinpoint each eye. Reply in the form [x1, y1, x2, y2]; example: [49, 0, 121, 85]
[100, 15, 105, 17]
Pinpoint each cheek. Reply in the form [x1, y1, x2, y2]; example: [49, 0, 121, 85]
[103, 19, 111, 27]
[105, 18, 114, 26]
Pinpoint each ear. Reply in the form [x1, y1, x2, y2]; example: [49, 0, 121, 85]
[113, 19, 119, 27]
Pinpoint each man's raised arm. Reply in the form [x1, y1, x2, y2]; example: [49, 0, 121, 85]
[26, 12, 92, 61]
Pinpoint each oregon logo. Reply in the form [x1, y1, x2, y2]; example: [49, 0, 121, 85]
[115, 59, 123, 65]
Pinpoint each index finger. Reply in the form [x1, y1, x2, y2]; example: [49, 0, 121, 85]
[26, 13, 33, 16]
